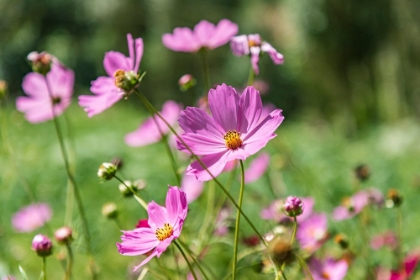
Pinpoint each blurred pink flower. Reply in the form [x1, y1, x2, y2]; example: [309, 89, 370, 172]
[177, 84, 284, 181]
[16, 63, 74, 123]
[261, 197, 314, 223]
[370, 231, 398, 250]
[79, 34, 143, 117]
[377, 250, 420, 280]
[297, 212, 328, 254]
[12, 203, 52, 233]
[162, 19, 238, 52]
[230, 34, 284, 75]
[125, 100, 182, 146]
[333, 188, 384, 221]
[215, 206, 231, 236]
[117, 187, 187, 271]
[244, 152, 270, 183]
[181, 173, 204, 204]
[309, 258, 348, 280]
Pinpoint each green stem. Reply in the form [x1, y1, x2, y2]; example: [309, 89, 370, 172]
[232, 160, 246, 280]
[200, 49, 211, 91]
[44, 77, 96, 280]
[42, 257, 47, 280]
[198, 180, 215, 239]
[177, 239, 211, 280]
[135, 91, 267, 246]
[174, 240, 198, 280]
[114, 175, 148, 210]
[397, 207, 403, 264]
[155, 258, 174, 280]
[296, 255, 314, 280]
[64, 242, 73, 280]
[247, 66, 255, 86]
[291, 216, 298, 245]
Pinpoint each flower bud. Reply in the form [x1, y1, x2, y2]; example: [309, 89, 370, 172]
[355, 164, 370, 182]
[119, 179, 146, 197]
[0, 80, 8, 100]
[283, 196, 304, 217]
[178, 74, 196, 91]
[386, 189, 403, 208]
[97, 162, 117, 181]
[102, 202, 118, 219]
[32, 234, 53, 257]
[54, 226, 73, 244]
[111, 157, 124, 170]
[27, 52, 54, 75]
[334, 234, 349, 249]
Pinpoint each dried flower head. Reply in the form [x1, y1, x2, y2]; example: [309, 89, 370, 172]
[386, 189, 403, 208]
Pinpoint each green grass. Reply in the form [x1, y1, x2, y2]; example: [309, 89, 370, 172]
[1, 101, 419, 279]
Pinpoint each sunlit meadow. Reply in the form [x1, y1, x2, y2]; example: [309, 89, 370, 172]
[1, 2, 420, 280]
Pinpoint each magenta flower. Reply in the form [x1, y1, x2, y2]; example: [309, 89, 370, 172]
[181, 173, 204, 204]
[117, 187, 187, 271]
[16, 63, 74, 123]
[162, 19, 238, 52]
[309, 258, 348, 280]
[244, 152, 270, 183]
[297, 212, 328, 254]
[79, 34, 143, 117]
[177, 84, 284, 182]
[230, 34, 284, 75]
[125, 100, 182, 146]
[261, 197, 314, 223]
[333, 188, 384, 221]
[12, 203, 52, 233]
[32, 234, 53, 257]
[376, 250, 420, 280]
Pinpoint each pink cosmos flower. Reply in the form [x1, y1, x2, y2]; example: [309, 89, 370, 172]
[370, 231, 398, 250]
[162, 19, 238, 52]
[333, 188, 384, 221]
[177, 84, 284, 182]
[16, 63, 74, 123]
[376, 250, 420, 280]
[79, 34, 143, 117]
[261, 197, 314, 224]
[117, 187, 187, 271]
[309, 258, 348, 280]
[12, 203, 52, 232]
[297, 212, 328, 254]
[244, 152, 270, 183]
[230, 34, 284, 75]
[125, 100, 182, 146]
[181, 173, 204, 204]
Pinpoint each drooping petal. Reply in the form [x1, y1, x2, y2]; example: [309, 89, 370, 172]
[147, 201, 168, 230]
[103, 51, 131, 77]
[239, 86, 263, 133]
[250, 46, 261, 75]
[181, 174, 204, 204]
[208, 84, 240, 131]
[244, 152, 270, 183]
[186, 151, 228, 182]
[261, 42, 284, 65]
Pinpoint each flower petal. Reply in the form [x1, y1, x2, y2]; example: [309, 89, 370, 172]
[239, 86, 263, 133]
[176, 133, 227, 156]
[162, 27, 200, 52]
[178, 107, 224, 139]
[147, 201, 168, 229]
[103, 51, 131, 77]
[133, 250, 159, 271]
[186, 151, 228, 182]
[208, 84, 240, 131]
[250, 47, 260, 75]
[117, 228, 159, 256]
[244, 152, 270, 183]
[261, 42, 284, 65]
[133, 37, 144, 73]
[166, 187, 187, 226]
[194, 20, 216, 47]
[181, 174, 204, 204]
[208, 19, 238, 49]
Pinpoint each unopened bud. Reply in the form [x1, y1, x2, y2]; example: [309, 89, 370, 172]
[54, 226, 73, 244]
[178, 74, 196, 91]
[0, 80, 8, 100]
[386, 189, 403, 208]
[27, 52, 54, 75]
[119, 179, 146, 197]
[102, 202, 118, 219]
[283, 196, 304, 217]
[32, 234, 53, 257]
[355, 164, 370, 182]
[334, 234, 349, 249]
[98, 162, 117, 181]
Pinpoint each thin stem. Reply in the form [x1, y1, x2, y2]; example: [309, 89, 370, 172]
[44, 77, 96, 279]
[246, 66, 255, 86]
[200, 49, 211, 90]
[296, 255, 314, 280]
[177, 239, 211, 280]
[397, 207, 403, 264]
[42, 257, 47, 280]
[232, 160, 246, 280]
[64, 242, 73, 280]
[135, 91, 267, 246]
[174, 240, 198, 280]
[291, 216, 298, 245]
[198, 180, 215, 239]
[155, 258, 174, 280]
[114, 175, 148, 210]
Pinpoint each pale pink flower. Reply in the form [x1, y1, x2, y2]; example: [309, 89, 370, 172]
[244, 152, 270, 183]
[181, 173, 204, 204]
[79, 34, 143, 117]
[16, 63, 74, 123]
[215, 206, 231, 236]
[370, 231, 398, 250]
[333, 188, 384, 221]
[309, 258, 348, 280]
[125, 100, 182, 146]
[297, 212, 328, 254]
[230, 34, 284, 75]
[12, 203, 52, 232]
[261, 197, 314, 223]
[162, 19, 238, 52]
[117, 187, 187, 271]
[177, 84, 284, 182]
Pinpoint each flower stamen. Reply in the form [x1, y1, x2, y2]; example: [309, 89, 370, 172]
[155, 223, 173, 241]
[223, 130, 243, 150]
[113, 69, 140, 98]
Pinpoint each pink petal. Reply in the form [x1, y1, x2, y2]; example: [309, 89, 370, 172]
[194, 20, 216, 47]
[166, 187, 187, 226]
[208, 84, 241, 131]
[178, 107, 224, 139]
[239, 86, 263, 133]
[47, 64, 74, 99]
[250, 47, 261, 75]
[187, 151, 228, 182]
[133, 250, 159, 271]
[147, 201, 168, 230]
[261, 42, 284, 65]
[117, 228, 159, 256]
[244, 152, 270, 183]
[177, 133, 227, 156]
[162, 28, 200, 52]
[133, 37, 144, 73]
[208, 19, 238, 49]
[230, 35, 250, 56]
[21, 72, 48, 97]
[181, 174, 204, 204]
[103, 51, 131, 77]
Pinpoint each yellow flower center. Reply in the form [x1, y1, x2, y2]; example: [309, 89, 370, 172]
[321, 272, 330, 279]
[248, 39, 260, 48]
[113, 69, 126, 89]
[155, 223, 174, 241]
[223, 130, 243, 150]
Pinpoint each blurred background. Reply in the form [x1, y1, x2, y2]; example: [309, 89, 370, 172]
[1, 0, 420, 130]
